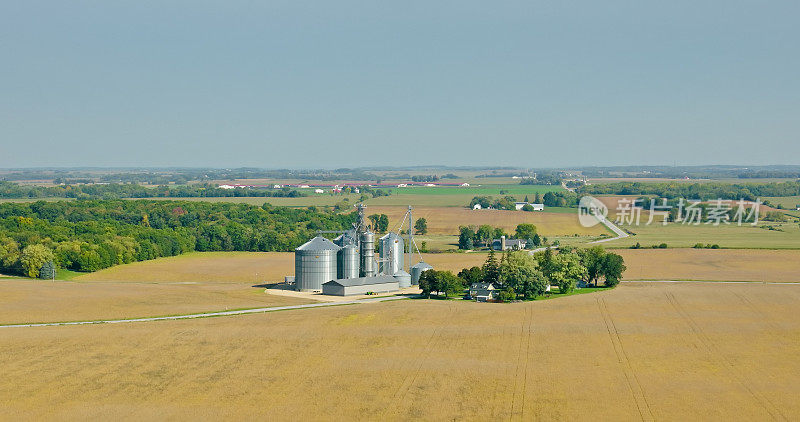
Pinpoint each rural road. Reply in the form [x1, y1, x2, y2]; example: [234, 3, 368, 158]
[0, 295, 411, 329]
[589, 213, 629, 244]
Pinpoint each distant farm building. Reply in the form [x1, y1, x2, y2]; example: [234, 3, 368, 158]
[218, 184, 235, 189]
[491, 236, 526, 250]
[515, 202, 544, 211]
[314, 189, 324, 194]
[473, 204, 482, 210]
[461, 183, 470, 187]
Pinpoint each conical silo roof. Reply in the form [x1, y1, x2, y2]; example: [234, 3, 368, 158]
[296, 236, 341, 251]
[411, 262, 433, 270]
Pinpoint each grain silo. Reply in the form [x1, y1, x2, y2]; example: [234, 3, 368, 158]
[410, 261, 433, 285]
[379, 232, 404, 275]
[294, 236, 340, 291]
[337, 243, 360, 279]
[360, 231, 376, 277]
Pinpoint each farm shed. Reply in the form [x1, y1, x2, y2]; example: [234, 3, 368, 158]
[322, 276, 400, 296]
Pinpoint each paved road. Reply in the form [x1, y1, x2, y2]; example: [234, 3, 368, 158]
[589, 213, 629, 244]
[0, 295, 410, 329]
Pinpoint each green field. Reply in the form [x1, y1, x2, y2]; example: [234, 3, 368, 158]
[601, 220, 800, 249]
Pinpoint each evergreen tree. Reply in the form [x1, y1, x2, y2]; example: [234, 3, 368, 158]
[483, 249, 500, 285]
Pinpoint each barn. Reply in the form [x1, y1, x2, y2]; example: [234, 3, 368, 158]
[322, 275, 400, 296]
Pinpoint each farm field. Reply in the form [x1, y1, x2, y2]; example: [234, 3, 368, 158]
[2, 282, 800, 420]
[76, 251, 488, 284]
[615, 248, 800, 282]
[0, 280, 312, 325]
[603, 220, 800, 249]
[368, 206, 608, 237]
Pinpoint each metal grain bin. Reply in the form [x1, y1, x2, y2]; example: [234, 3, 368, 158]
[360, 231, 376, 277]
[337, 244, 360, 279]
[394, 270, 411, 288]
[379, 232, 404, 275]
[411, 262, 433, 285]
[295, 236, 340, 291]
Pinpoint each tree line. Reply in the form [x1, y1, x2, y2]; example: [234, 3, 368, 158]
[0, 200, 355, 278]
[419, 246, 626, 300]
[578, 181, 800, 201]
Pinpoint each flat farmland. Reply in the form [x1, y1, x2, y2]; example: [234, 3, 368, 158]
[615, 248, 800, 282]
[0, 280, 312, 325]
[368, 206, 608, 237]
[76, 251, 487, 284]
[603, 220, 800, 249]
[2, 282, 800, 420]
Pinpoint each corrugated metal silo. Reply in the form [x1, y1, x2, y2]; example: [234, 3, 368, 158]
[394, 270, 411, 288]
[411, 262, 433, 285]
[360, 231, 376, 277]
[379, 232, 404, 275]
[337, 244, 360, 279]
[295, 236, 340, 291]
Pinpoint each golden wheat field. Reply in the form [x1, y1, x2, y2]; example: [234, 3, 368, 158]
[75, 251, 488, 284]
[368, 206, 608, 236]
[2, 282, 799, 420]
[0, 280, 312, 325]
[615, 248, 800, 282]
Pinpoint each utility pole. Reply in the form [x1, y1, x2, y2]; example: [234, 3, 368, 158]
[407, 205, 413, 272]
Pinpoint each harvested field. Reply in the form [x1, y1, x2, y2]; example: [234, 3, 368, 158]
[0, 280, 312, 325]
[2, 282, 800, 420]
[75, 252, 293, 284]
[615, 248, 800, 282]
[76, 251, 488, 284]
[368, 206, 608, 236]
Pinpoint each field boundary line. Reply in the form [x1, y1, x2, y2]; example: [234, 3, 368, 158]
[596, 297, 654, 421]
[0, 296, 410, 329]
[664, 291, 787, 421]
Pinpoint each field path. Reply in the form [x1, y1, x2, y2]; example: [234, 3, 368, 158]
[0, 295, 410, 329]
[596, 297, 654, 421]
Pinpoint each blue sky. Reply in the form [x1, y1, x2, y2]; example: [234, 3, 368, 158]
[1, 1, 798, 168]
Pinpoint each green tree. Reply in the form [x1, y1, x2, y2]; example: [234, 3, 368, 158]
[548, 252, 587, 294]
[440, 271, 465, 298]
[39, 260, 56, 280]
[457, 266, 484, 285]
[378, 214, 389, 232]
[0, 236, 20, 270]
[600, 252, 626, 287]
[531, 233, 542, 247]
[20, 244, 55, 278]
[515, 223, 537, 240]
[414, 217, 428, 235]
[368, 214, 380, 231]
[498, 251, 547, 299]
[476, 225, 493, 246]
[578, 246, 606, 286]
[482, 249, 500, 285]
[458, 226, 475, 250]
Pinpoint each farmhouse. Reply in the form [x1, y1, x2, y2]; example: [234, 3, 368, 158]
[514, 202, 544, 211]
[472, 204, 482, 210]
[469, 282, 497, 301]
[322, 275, 400, 296]
[491, 236, 526, 250]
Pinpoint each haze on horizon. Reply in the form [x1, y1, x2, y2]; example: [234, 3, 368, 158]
[1, 1, 798, 169]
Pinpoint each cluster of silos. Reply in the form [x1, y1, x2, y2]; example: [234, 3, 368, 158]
[294, 228, 434, 292]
